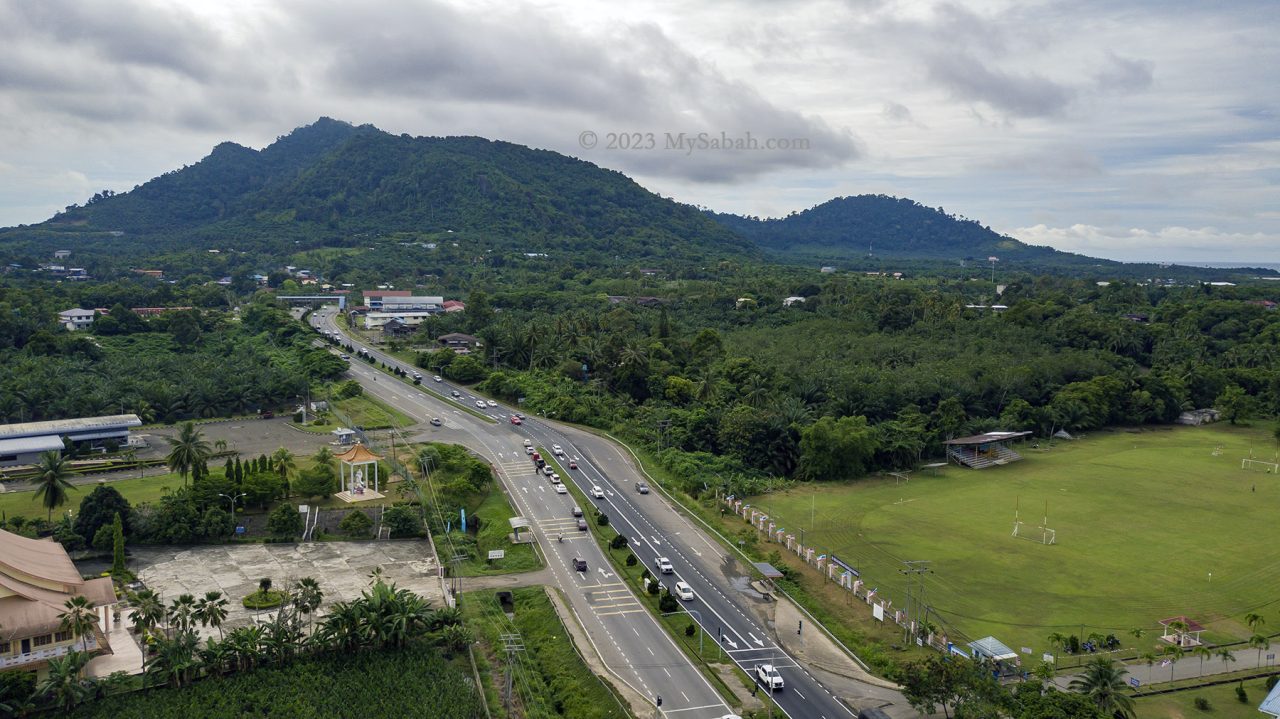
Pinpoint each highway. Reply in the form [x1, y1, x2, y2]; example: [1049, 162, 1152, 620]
[315, 309, 904, 719]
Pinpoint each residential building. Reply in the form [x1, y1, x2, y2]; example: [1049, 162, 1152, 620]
[363, 311, 437, 330]
[0, 529, 117, 675]
[438, 333, 483, 352]
[783, 296, 806, 307]
[57, 308, 95, 331]
[0, 415, 142, 467]
[442, 300, 466, 313]
[52, 250, 71, 260]
[362, 290, 410, 310]
[380, 318, 416, 338]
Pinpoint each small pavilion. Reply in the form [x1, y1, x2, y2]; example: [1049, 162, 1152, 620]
[1158, 616, 1205, 647]
[335, 443, 384, 503]
[944, 431, 1032, 469]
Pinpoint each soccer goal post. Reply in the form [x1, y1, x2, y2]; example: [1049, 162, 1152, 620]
[1241, 458, 1279, 473]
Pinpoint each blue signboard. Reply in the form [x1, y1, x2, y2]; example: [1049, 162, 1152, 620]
[235, 525, 246, 535]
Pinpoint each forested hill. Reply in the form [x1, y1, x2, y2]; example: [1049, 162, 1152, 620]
[711, 195, 1107, 269]
[6, 118, 756, 265]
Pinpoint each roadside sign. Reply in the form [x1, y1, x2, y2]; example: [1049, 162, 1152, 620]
[487, 550, 505, 560]
[1129, 678, 1140, 688]
[235, 525, 246, 535]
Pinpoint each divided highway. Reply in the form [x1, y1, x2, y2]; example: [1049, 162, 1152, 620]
[315, 309, 899, 719]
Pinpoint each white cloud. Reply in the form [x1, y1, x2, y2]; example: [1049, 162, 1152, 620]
[1013, 223, 1280, 263]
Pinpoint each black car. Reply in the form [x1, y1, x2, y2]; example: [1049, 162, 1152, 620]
[572, 558, 588, 572]
[576, 518, 588, 531]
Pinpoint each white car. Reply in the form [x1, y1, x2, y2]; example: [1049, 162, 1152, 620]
[674, 581, 694, 601]
[755, 664, 784, 691]
[475, 400, 487, 409]
[523, 439, 533, 447]
[554, 483, 567, 494]
[525, 446, 534, 455]
[590, 485, 604, 498]
[543, 466, 555, 476]
[433, 375, 442, 382]
[487, 399, 497, 407]
[552, 444, 564, 456]
[654, 557, 673, 574]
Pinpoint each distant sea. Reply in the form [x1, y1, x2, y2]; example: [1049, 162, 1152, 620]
[1175, 261, 1280, 272]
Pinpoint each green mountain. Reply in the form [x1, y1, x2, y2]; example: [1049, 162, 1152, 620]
[5, 118, 755, 266]
[710, 195, 1107, 270]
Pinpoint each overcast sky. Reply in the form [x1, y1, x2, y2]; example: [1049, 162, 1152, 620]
[1, 0, 1277, 263]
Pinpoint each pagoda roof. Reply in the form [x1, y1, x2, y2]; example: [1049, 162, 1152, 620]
[336, 443, 382, 464]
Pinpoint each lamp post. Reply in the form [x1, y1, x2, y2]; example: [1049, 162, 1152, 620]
[662, 608, 704, 657]
[219, 492, 246, 535]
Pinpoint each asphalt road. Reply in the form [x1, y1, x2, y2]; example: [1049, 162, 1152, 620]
[315, 311, 734, 719]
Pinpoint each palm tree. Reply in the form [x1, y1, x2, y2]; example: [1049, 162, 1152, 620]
[1249, 634, 1270, 668]
[272, 447, 297, 481]
[58, 595, 100, 652]
[167, 593, 198, 636]
[32, 451, 76, 520]
[194, 591, 229, 640]
[1162, 644, 1182, 681]
[1194, 645, 1213, 677]
[292, 577, 324, 636]
[313, 446, 336, 471]
[34, 650, 94, 710]
[1217, 648, 1236, 674]
[1245, 613, 1266, 633]
[165, 422, 211, 486]
[1068, 657, 1135, 718]
[1141, 651, 1158, 684]
[214, 438, 228, 453]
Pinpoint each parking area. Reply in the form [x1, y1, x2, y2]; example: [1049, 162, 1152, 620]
[130, 541, 442, 636]
[136, 418, 337, 462]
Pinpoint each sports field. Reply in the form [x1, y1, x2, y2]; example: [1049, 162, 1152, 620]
[747, 424, 1280, 656]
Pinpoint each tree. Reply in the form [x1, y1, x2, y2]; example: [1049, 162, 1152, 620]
[194, 591, 229, 640]
[267, 503, 303, 538]
[1194, 644, 1213, 677]
[339, 509, 373, 537]
[1245, 613, 1266, 632]
[73, 484, 131, 543]
[1068, 657, 1134, 718]
[899, 654, 999, 719]
[293, 465, 336, 500]
[272, 447, 297, 483]
[1249, 634, 1270, 667]
[1215, 384, 1253, 424]
[34, 650, 93, 711]
[797, 415, 879, 481]
[33, 451, 76, 521]
[130, 588, 166, 640]
[58, 595, 100, 652]
[110, 512, 127, 576]
[382, 506, 422, 537]
[166, 422, 211, 486]
[292, 577, 324, 635]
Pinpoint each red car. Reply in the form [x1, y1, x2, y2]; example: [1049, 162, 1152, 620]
[569, 460, 578, 470]
[510, 415, 522, 425]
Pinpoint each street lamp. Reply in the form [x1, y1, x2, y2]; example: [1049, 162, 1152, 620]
[662, 608, 704, 657]
[218, 493, 246, 535]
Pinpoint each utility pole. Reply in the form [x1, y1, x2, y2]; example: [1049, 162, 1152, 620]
[900, 560, 932, 644]
[499, 632, 524, 714]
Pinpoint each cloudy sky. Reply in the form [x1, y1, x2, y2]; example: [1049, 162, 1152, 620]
[1, 0, 1277, 263]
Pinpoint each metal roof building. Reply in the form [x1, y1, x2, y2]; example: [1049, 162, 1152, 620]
[0, 414, 141, 467]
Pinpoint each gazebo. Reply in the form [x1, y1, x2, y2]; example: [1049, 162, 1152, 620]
[335, 443, 384, 503]
[1158, 616, 1205, 647]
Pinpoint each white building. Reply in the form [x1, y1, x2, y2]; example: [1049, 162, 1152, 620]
[0, 414, 142, 467]
[364, 311, 438, 329]
[380, 295, 444, 312]
[57, 308, 94, 331]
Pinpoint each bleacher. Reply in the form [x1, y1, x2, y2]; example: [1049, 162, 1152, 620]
[943, 431, 1030, 470]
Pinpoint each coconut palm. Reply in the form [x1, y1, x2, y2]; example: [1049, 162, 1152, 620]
[58, 595, 100, 653]
[194, 591, 229, 640]
[1245, 613, 1266, 632]
[1194, 645, 1213, 677]
[1162, 644, 1182, 681]
[292, 577, 324, 635]
[34, 650, 94, 710]
[32, 451, 76, 520]
[272, 447, 297, 481]
[1140, 652, 1158, 684]
[165, 422, 211, 486]
[313, 446, 336, 470]
[1068, 657, 1135, 718]
[1249, 634, 1270, 667]
[1217, 648, 1236, 673]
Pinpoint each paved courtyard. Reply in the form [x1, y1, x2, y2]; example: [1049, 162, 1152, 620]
[131, 541, 442, 636]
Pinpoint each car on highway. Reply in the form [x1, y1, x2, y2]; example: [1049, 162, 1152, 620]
[412, 372, 422, 380]
[433, 375, 442, 382]
[550, 473, 560, 482]
[542, 466, 555, 476]
[636, 481, 650, 494]
[571, 506, 583, 517]
[590, 485, 604, 498]
[568, 460, 578, 470]
[755, 664, 784, 691]
[475, 400, 487, 409]
[525, 446, 534, 455]
[572, 557, 587, 572]
[554, 483, 568, 494]
[510, 415, 522, 425]
[430, 418, 442, 427]
[451, 390, 462, 398]
[654, 557, 673, 574]
[487, 399, 497, 407]
[577, 518, 588, 531]
[552, 444, 564, 456]
[674, 581, 694, 601]
[339, 354, 350, 360]
[524, 439, 533, 447]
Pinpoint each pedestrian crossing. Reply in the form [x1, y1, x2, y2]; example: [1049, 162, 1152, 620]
[582, 582, 645, 617]
[496, 459, 537, 478]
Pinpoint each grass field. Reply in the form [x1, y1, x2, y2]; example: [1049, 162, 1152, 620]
[0, 471, 184, 521]
[1135, 676, 1277, 719]
[744, 424, 1280, 658]
[332, 393, 415, 429]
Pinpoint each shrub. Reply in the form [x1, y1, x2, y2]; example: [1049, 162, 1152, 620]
[383, 506, 423, 538]
[1268, 675, 1279, 691]
[625, 553, 637, 567]
[685, 623, 697, 637]
[609, 534, 628, 550]
[647, 579, 660, 597]
[659, 592, 678, 612]
[1236, 684, 1248, 703]
[1193, 697, 1211, 710]
[242, 589, 288, 609]
[266, 503, 303, 538]
[596, 512, 609, 526]
[339, 510, 374, 537]
[92, 523, 115, 552]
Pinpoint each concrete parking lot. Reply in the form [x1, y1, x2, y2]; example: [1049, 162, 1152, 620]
[138, 417, 339, 462]
[130, 541, 442, 636]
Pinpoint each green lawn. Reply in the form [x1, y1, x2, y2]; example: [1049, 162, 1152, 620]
[332, 393, 415, 429]
[1135, 676, 1277, 719]
[451, 484, 541, 576]
[0, 471, 187, 521]
[743, 424, 1280, 658]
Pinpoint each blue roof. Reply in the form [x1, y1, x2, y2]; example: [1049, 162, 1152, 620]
[1260, 679, 1280, 717]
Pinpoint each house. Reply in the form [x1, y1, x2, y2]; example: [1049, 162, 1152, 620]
[0, 529, 118, 676]
[442, 300, 466, 313]
[57, 308, 95, 331]
[438, 333, 483, 352]
[132, 269, 164, 279]
[819, 266, 837, 274]
[1177, 408, 1221, 426]
[380, 318, 416, 338]
[1122, 313, 1150, 323]
[783, 296, 805, 307]
[52, 250, 71, 260]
